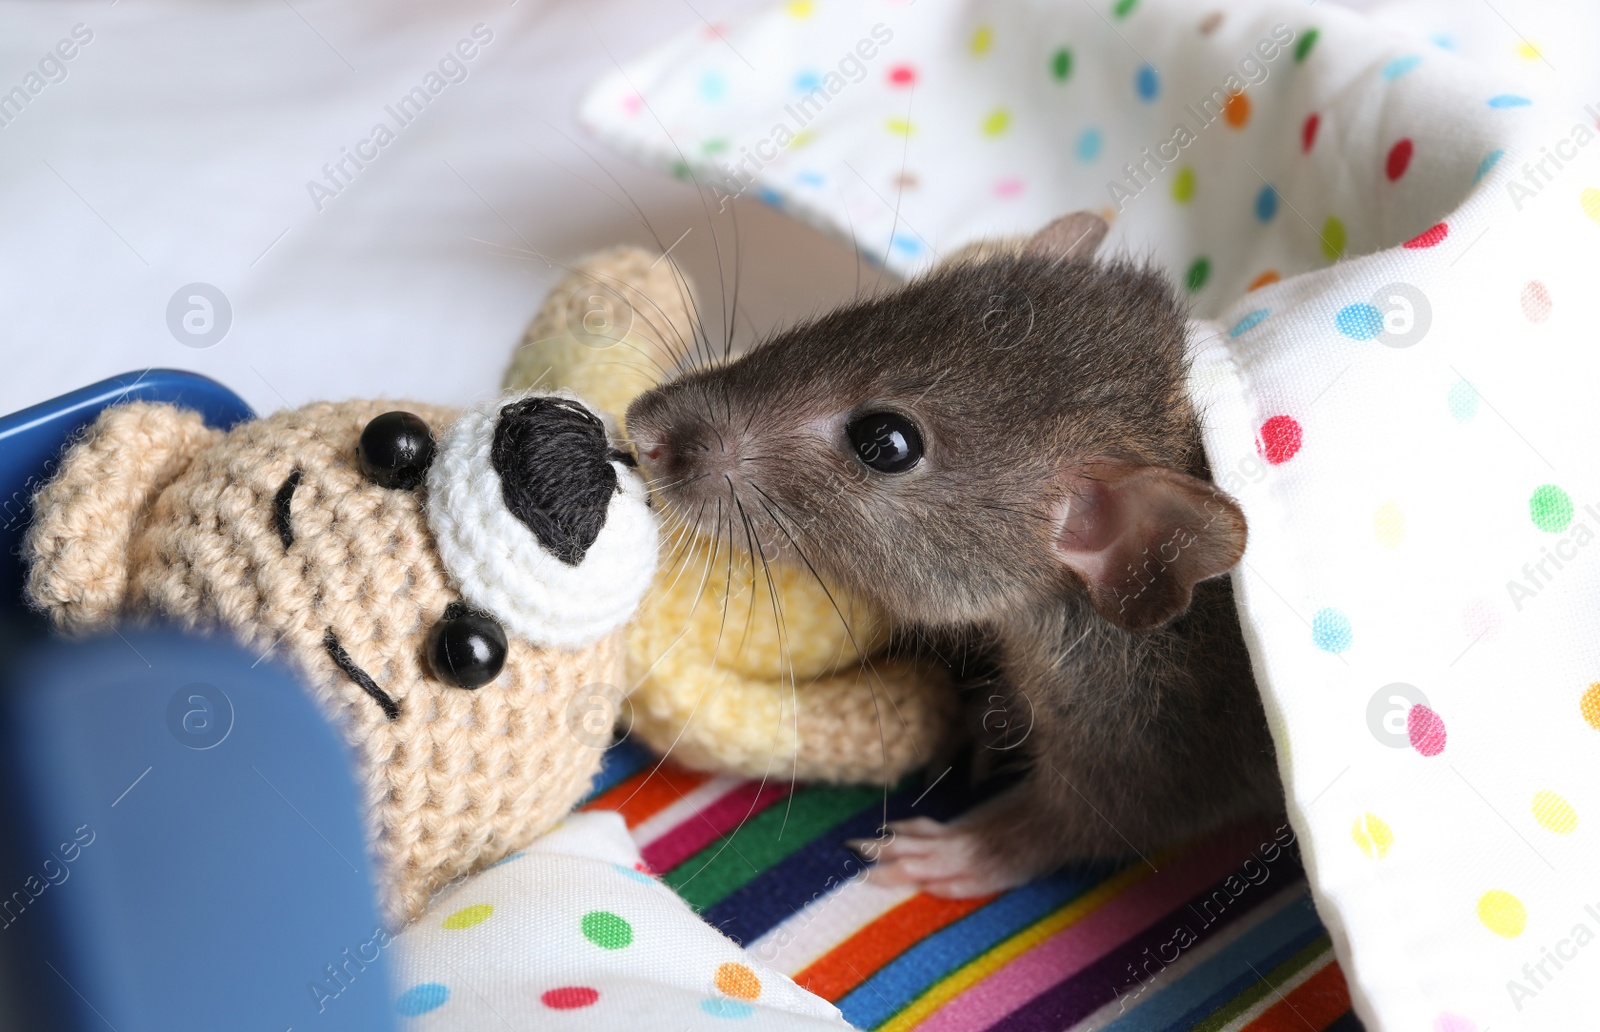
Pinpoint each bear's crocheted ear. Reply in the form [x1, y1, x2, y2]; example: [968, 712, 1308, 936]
[24, 402, 223, 635]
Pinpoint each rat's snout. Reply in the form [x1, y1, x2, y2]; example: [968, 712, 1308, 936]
[626, 388, 742, 487]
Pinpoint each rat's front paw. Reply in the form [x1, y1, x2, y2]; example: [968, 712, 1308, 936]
[846, 817, 1026, 899]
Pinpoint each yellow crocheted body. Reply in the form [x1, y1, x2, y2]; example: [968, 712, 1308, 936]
[506, 249, 955, 783]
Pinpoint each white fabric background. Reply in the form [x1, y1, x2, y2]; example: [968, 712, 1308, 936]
[0, 0, 900, 421]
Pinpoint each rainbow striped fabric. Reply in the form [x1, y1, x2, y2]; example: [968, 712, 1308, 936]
[582, 742, 1365, 1031]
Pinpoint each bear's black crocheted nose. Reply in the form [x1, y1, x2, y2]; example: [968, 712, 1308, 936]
[489, 397, 619, 566]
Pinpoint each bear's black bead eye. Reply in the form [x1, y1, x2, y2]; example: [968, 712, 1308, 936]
[357, 411, 435, 489]
[846, 412, 924, 474]
[426, 605, 507, 689]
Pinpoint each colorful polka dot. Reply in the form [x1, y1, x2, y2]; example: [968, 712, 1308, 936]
[1336, 303, 1383, 340]
[1374, 501, 1405, 548]
[1136, 64, 1159, 101]
[794, 71, 820, 93]
[1574, 684, 1600, 732]
[1386, 138, 1414, 180]
[542, 986, 600, 1010]
[1311, 607, 1351, 652]
[1408, 705, 1446, 756]
[1258, 415, 1302, 464]
[970, 26, 993, 55]
[1113, 0, 1138, 18]
[1530, 484, 1574, 533]
[442, 904, 493, 929]
[1582, 187, 1600, 225]
[1447, 378, 1479, 422]
[702, 998, 756, 1019]
[1294, 30, 1319, 64]
[785, 0, 814, 16]
[581, 910, 634, 949]
[396, 983, 450, 1016]
[612, 862, 655, 884]
[888, 64, 916, 87]
[1321, 217, 1346, 260]
[890, 233, 922, 256]
[1404, 223, 1448, 248]
[1172, 166, 1195, 204]
[1531, 790, 1577, 834]
[993, 177, 1025, 198]
[1301, 113, 1320, 153]
[1184, 256, 1210, 292]
[715, 962, 763, 1000]
[699, 72, 728, 102]
[1583, 683, 1600, 730]
[1434, 1014, 1477, 1032]
[1351, 812, 1393, 859]
[1521, 281, 1552, 321]
[1249, 270, 1280, 291]
[1255, 185, 1278, 222]
[1223, 91, 1250, 128]
[1476, 890, 1526, 938]
[1076, 128, 1102, 161]
[1382, 55, 1422, 80]
[1516, 40, 1543, 62]
[981, 109, 1010, 136]
[1474, 149, 1505, 183]
[1050, 48, 1072, 82]
[1229, 309, 1269, 337]
[885, 116, 913, 135]
[1487, 94, 1531, 108]
[1461, 597, 1501, 643]
[1198, 12, 1223, 35]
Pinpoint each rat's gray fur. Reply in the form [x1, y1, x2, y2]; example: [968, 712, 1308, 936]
[627, 238, 1279, 885]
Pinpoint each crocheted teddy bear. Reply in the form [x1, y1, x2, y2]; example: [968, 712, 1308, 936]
[23, 386, 658, 927]
[504, 248, 956, 783]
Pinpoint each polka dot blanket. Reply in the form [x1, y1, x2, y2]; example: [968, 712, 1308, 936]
[390, 811, 849, 1029]
[578, 1, 1600, 1029]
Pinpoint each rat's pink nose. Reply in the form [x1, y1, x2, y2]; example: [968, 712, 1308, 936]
[632, 435, 671, 468]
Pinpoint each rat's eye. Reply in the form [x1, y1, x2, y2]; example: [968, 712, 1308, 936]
[358, 411, 435, 489]
[427, 604, 508, 689]
[847, 412, 923, 474]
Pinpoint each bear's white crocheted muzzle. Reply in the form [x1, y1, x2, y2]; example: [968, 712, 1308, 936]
[425, 390, 658, 650]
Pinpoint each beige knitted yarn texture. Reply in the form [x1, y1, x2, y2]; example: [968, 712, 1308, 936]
[25, 399, 623, 927]
[503, 245, 698, 422]
[506, 247, 958, 784]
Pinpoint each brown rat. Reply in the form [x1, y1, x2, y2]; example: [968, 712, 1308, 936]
[624, 211, 1280, 896]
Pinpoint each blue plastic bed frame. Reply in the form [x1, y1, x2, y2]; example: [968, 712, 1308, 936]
[0, 371, 398, 1032]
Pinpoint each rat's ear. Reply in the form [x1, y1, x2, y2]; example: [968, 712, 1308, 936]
[1052, 463, 1246, 632]
[24, 402, 222, 634]
[1024, 211, 1109, 263]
